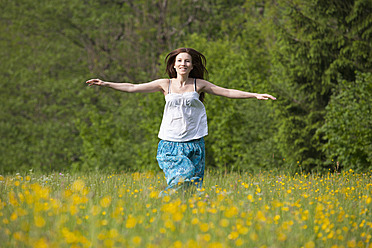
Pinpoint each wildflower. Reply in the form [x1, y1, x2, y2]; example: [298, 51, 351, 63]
[277, 232, 287, 241]
[126, 216, 137, 228]
[173, 241, 183, 248]
[219, 218, 229, 227]
[34, 215, 46, 228]
[108, 229, 118, 239]
[91, 205, 101, 216]
[304, 241, 315, 248]
[100, 196, 112, 208]
[235, 238, 244, 246]
[207, 242, 224, 248]
[10, 212, 18, 221]
[228, 231, 239, 240]
[165, 219, 176, 231]
[199, 223, 209, 232]
[224, 206, 238, 218]
[347, 240, 356, 248]
[192, 218, 199, 225]
[172, 212, 183, 222]
[72, 179, 85, 192]
[249, 232, 258, 241]
[256, 211, 266, 222]
[33, 237, 49, 248]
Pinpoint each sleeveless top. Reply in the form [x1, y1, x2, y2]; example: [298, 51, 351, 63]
[158, 78, 208, 142]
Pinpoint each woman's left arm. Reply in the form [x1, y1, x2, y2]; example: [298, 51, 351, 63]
[200, 80, 276, 100]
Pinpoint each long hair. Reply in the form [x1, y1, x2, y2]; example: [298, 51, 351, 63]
[165, 48, 208, 102]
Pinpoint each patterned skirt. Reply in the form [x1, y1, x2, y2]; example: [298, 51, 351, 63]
[156, 138, 205, 195]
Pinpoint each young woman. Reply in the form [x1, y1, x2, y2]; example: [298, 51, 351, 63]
[86, 47, 276, 196]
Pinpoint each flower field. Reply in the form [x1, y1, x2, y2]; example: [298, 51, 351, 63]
[0, 169, 371, 248]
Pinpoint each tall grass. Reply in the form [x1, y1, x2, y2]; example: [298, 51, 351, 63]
[0, 169, 371, 247]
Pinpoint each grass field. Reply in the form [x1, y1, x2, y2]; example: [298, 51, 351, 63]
[0, 169, 371, 248]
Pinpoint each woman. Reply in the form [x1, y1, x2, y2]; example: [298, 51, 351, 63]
[86, 47, 276, 196]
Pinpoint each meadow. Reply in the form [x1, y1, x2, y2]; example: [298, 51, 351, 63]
[0, 169, 371, 248]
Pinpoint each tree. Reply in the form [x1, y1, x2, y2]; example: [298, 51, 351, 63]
[320, 72, 372, 171]
[266, 0, 372, 171]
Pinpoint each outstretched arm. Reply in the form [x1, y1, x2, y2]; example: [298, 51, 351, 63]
[200, 80, 276, 100]
[85, 78, 168, 94]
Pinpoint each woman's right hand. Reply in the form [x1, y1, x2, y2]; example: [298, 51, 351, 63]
[85, 78, 106, 86]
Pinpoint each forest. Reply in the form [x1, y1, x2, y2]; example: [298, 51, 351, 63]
[1, 0, 371, 173]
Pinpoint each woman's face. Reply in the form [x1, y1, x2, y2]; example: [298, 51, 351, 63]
[174, 53, 193, 76]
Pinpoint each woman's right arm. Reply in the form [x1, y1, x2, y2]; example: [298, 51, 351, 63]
[85, 78, 168, 94]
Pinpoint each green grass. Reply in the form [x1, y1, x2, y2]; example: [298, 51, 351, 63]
[0, 169, 371, 247]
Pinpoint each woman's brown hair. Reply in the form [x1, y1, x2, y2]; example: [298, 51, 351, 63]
[165, 48, 208, 102]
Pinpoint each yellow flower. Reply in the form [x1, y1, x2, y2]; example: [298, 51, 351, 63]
[34, 215, 46, 228]
[165, 219, 175, 231]
[72, 179, 85, 192]
[149, 192, 158, 200]
[256, 211, 266, 222]
[132, 236, 142, 246]
[108, 229, 118, 238]
[219, 218, 229, 227]
[304, 241, 315, 248]
[13, 231, 24, 241]
[91, 205, 101, 216]
[250, 232, 258, 241]
[8, 191, 19, 206]
[185, 240, 201, 248]
[207, 242, 224, 248]
[173, 241, 183, 248]
[235, 238, 244, 246]
[347, 240, 356, 248]
[100, 196, 112, 208]
[33, 237, 48, 248]
[126, 216, 137, 228]
[203, 234, 211, 242]
[199, 223, 209, 232]
[10, 212, 18, 221]
[224, 206, 238, 218]
[191, 218, 199, 225]
[69, 205, 78, 215]
[228, 231, 239, 240]
[238, 226, 249, 235]
[172, 212, 183, 222]
[277, 232, 287, 241]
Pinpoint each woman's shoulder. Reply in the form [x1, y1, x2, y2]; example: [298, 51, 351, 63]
[152, 78, 170, 83]
[195, 78, 211, 88]
[148, 78, 170, 86]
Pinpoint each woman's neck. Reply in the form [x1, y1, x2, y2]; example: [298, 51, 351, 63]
[176, 74, 189, 87]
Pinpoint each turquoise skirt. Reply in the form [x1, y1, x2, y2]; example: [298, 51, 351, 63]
[156, 138, 205, 195]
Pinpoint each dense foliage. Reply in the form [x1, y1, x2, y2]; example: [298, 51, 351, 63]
[1, 0, 371, 173]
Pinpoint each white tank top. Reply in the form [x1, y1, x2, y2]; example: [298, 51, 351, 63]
[158, 79, 208, 142]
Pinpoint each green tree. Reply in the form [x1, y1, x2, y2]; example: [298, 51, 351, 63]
[320, 72, 372, 171]
[266, 0, 372, 171]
